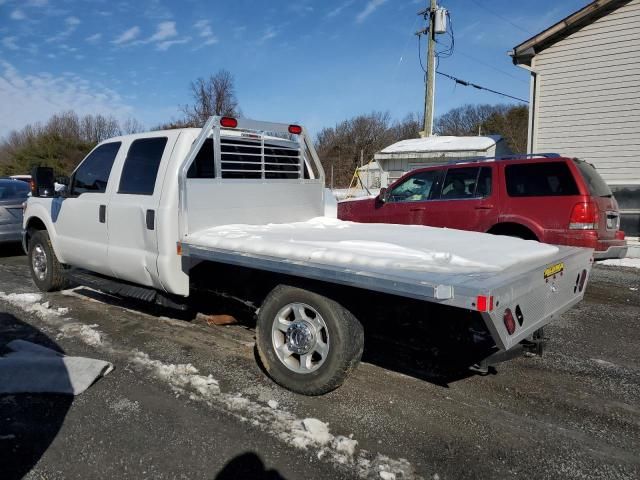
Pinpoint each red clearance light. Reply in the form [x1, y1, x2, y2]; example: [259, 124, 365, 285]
[220, 117, 238, 128]
[503, 308, 516, 335]
[288, 124, 303, 135]
[476, 295, 494, 312]
[569, 202, 598, 230]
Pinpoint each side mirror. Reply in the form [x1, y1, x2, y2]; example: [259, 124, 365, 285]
[30, 166, 55, 198]
[378, 187, 388, 203]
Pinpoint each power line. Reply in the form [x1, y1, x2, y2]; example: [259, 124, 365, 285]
[453, 49, 529, 84]
[468, 0, 534, 35]
[436, 71, 529, 103]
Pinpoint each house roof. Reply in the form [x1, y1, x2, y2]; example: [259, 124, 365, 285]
[377, 135, 502, 155]
[510, 0, 632, 66]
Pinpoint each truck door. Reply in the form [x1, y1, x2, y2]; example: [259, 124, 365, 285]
[106, 135, 174, 288]
[425, 166, 497, 231]
[53, 142, 122, 276]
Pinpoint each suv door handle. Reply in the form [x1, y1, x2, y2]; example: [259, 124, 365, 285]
[146, 209, 155, 230]
[99, 205, 106, 223]
[409, 207, 425, 212]
[475, 205, 494, 210]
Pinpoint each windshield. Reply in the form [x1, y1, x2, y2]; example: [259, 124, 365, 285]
[0, 180, 30, 202]
[574, 160, 613, 197]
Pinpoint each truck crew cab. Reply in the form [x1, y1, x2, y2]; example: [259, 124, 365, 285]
[23, 117, 594, 395]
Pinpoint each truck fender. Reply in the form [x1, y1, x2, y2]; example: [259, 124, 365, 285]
[23, 204, 67, 264]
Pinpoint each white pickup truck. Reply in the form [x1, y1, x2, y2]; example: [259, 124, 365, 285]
[23, 116, 593, 395]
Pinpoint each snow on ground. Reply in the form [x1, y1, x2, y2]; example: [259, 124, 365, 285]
[188, 217, 559, 275]
[599, 258, 640, 269]
[332, 189, 379, 201]
[0, 291, 421, 479]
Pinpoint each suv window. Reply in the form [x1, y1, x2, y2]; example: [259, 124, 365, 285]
[388, 170, 441, 202]
[71, 142, 121, 195]
[440, 167, 491, 199]
[0, 180, 29, 201]
[118, 137, 168, 195]
[506, 162, 579, 197]
[574, 160, 612, 198]
[187, 138, 215, 179]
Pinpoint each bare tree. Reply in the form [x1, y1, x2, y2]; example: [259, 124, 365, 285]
[181, 69, 239, 127]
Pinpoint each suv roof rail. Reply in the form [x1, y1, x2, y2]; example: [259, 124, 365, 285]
[446, 152, 561, 165]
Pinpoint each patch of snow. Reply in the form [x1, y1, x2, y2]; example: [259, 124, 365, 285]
[380, 472, 396, 480]
[59, 323, 103, 346]
[188, 217, 559, 275]
[599, 258, 640, 269]
[0, 292, 43, 304]
[130, 351, 221, 397]
[291, 418, 333, 449]
[267, 399, 279, 409]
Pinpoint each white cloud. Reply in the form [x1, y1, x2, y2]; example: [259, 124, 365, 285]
[66, 16, 80, 26]
[194, 20, 218, 46]
[327, 1, 355, 18]
[2, 36, 19, 50]
[11, 9, 27, 20]
[258, 26, 277, 44]
[0, 61, 133, 139]
[113, 26, 140, 45]
[356, 0, 387, 23]
[156, 37, 191, 51]
[86, 33, 102, 43]
[148, 21, 177, 42]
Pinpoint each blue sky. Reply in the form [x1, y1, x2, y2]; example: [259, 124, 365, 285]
[0, 0, 589, 138]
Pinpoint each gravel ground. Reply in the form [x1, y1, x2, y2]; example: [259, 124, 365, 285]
[0, 246, 638, 480]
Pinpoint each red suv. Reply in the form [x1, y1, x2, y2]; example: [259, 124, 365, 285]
[338, 155, 627, 260]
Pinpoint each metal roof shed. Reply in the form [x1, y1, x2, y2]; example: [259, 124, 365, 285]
[374, 135, 511, 185]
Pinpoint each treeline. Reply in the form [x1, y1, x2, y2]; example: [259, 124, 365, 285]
[0, 112, 143, 176]
[318, 104, 528, 187]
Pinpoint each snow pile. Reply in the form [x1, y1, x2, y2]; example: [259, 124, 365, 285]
[0, 292, 64, 320]
[59, 323, 103, 346]
[188, 217, 558, 275]
[599, 258, 640, 269]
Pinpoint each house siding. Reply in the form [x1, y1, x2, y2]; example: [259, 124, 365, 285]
[532, 0, 640, 186]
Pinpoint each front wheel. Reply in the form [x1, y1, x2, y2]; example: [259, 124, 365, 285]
[28, 230, 68, 292]
[256, 285, 364, 395]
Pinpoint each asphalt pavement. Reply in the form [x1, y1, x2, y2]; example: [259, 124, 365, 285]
[0, 244, 638, 480]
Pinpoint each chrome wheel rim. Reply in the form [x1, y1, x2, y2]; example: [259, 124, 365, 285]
[271, 302, 330, 374]
[32, 244, 47, 281]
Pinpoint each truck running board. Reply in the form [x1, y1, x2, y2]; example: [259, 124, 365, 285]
[64, 269, 189, 311]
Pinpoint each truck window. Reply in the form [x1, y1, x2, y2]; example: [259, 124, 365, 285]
[118, 137, 168, 195]
[187, 138, 215, 179]
[71, 142, 121, 196]
[388, 170, 441, 202]
[506, 162, 579, 197]
[440, 167, 481, 199]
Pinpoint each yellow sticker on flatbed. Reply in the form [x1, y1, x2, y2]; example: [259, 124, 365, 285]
[544, 262, 564, 279]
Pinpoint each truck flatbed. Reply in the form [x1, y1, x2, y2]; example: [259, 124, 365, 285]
[182, 217, 593, 350]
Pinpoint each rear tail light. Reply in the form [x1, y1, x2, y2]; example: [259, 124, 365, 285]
[220, 117, 238, 128]
[569, 202, 598, 230]
[615, 230, 625, 240]
[503, 308, 516, 335]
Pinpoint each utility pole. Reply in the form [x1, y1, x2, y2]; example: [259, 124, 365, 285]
[417, 0, 438, 137]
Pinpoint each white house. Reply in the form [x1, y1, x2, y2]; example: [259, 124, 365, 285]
[374, 135, 510, 186]
[510, 0, 640, 239]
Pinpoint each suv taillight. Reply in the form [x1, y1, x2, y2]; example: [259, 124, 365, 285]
[569, 202, 598, 230]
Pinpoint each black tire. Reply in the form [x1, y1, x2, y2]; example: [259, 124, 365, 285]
[28, 230, 68, 292]
[256, 285, 364, 395]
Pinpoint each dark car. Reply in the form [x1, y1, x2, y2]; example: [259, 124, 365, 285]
[338, 155, 627, 260]
[0, 178, 30, 244]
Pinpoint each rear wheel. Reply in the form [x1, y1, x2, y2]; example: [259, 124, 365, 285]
[28, 230, 68, 292]
[256, 285, 364, 395]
